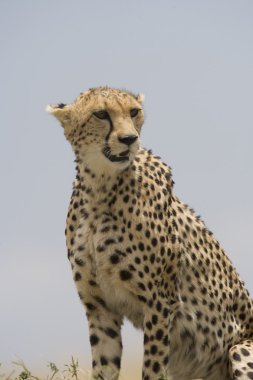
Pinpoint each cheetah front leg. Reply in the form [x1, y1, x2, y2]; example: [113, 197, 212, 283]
[142, 306, 172, 380]
[70, 250, 123, 378]
[66, 199, 123, 379]
[228, 340, 253, 379]
[86, 301, 123, 380]
[73, 271, 123, 380]
[75, 278, 123, 380]
[72, 267, 123, 379]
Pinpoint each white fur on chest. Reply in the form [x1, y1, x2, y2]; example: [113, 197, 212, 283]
[74, 214, 144, 328]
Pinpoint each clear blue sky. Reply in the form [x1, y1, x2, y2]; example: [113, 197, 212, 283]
[1, 0, 253, 378]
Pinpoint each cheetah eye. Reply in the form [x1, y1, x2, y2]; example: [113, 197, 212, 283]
[93, 110, 109, 120]
[130, 108, 139, 118]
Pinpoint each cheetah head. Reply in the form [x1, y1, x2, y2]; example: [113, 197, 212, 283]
[47, 87, 144, 174]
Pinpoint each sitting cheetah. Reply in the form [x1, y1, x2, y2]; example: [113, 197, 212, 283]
[47, 87, 253, 380]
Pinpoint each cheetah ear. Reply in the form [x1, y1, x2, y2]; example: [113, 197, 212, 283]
[46, 103, 72, 127]
[136, 93, 145, 104]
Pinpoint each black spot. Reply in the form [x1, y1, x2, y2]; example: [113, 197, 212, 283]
[138, 295, 147, 303]
[152, 361, 160, 373]
[145, 230, 150, 238]
[57, 103, 66, 109]
[163, 335, 170, 346]
[130, 178, 135, 187]
[105, 327, 118, 338]
[209, 302, 215, 311]
[136, 223, 143, 231]
[180, 327, 191, 338]
[110, 254, 120, 264]
[104, 238, 115, 246]
[113, 356, 121, 369]
[100, 356, 108, 366]
[94, 296, 107, 308]
[101, 226, 111, 233]
[211, 317, 217, 326]
[151, 238, 158, 247]
[248, 372, 253, 379]
[138, 242, 145, 251]
[123, 195, 129, 203]
[150, 345, 158, 355]
[138, 282, 146, 291]
[144, 265, 149, 273]
[241, 348, 250, 356]
[163, 308, 169, 318]
[146, 321, 152, 330]
[74, 272, 82, 281]
[152, 314, 158, 324]
[120, 270, 132, 281]
[163, 356, 169, 366]
[233, 352, 241, 361]
[135, 257, 141, 264]
[85, 303, 96, 311]
[97, 245, 105, 252]
[75, 257, 84, 266]
[90, 334, 99, 346]
[156, 301, 162, 312]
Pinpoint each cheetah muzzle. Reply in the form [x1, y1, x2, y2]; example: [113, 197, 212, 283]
[47, 86, 253, 380]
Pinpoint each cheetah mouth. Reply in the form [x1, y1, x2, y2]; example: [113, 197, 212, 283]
[102, 146, 130, 163]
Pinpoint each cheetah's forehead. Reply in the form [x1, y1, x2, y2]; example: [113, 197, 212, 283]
[76, 86, 144, 107]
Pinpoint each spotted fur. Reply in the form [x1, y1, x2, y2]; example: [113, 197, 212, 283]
[48, 86, 253, 380]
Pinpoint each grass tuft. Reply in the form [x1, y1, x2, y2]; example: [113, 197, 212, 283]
[0, 359, 91, 380]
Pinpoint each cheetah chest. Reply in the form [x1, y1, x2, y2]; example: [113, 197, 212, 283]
[73, 211, 144, 328]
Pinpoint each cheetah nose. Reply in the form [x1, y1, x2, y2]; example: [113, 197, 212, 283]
[118, 135, 138, 146]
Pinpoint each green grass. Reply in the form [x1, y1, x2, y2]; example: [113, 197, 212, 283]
[0, 358, 139, 380]
[0, 358, 92, 380]
[0, 360, 202, 380]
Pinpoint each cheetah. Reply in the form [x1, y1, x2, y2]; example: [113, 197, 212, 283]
[47, 86, 253, 380]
